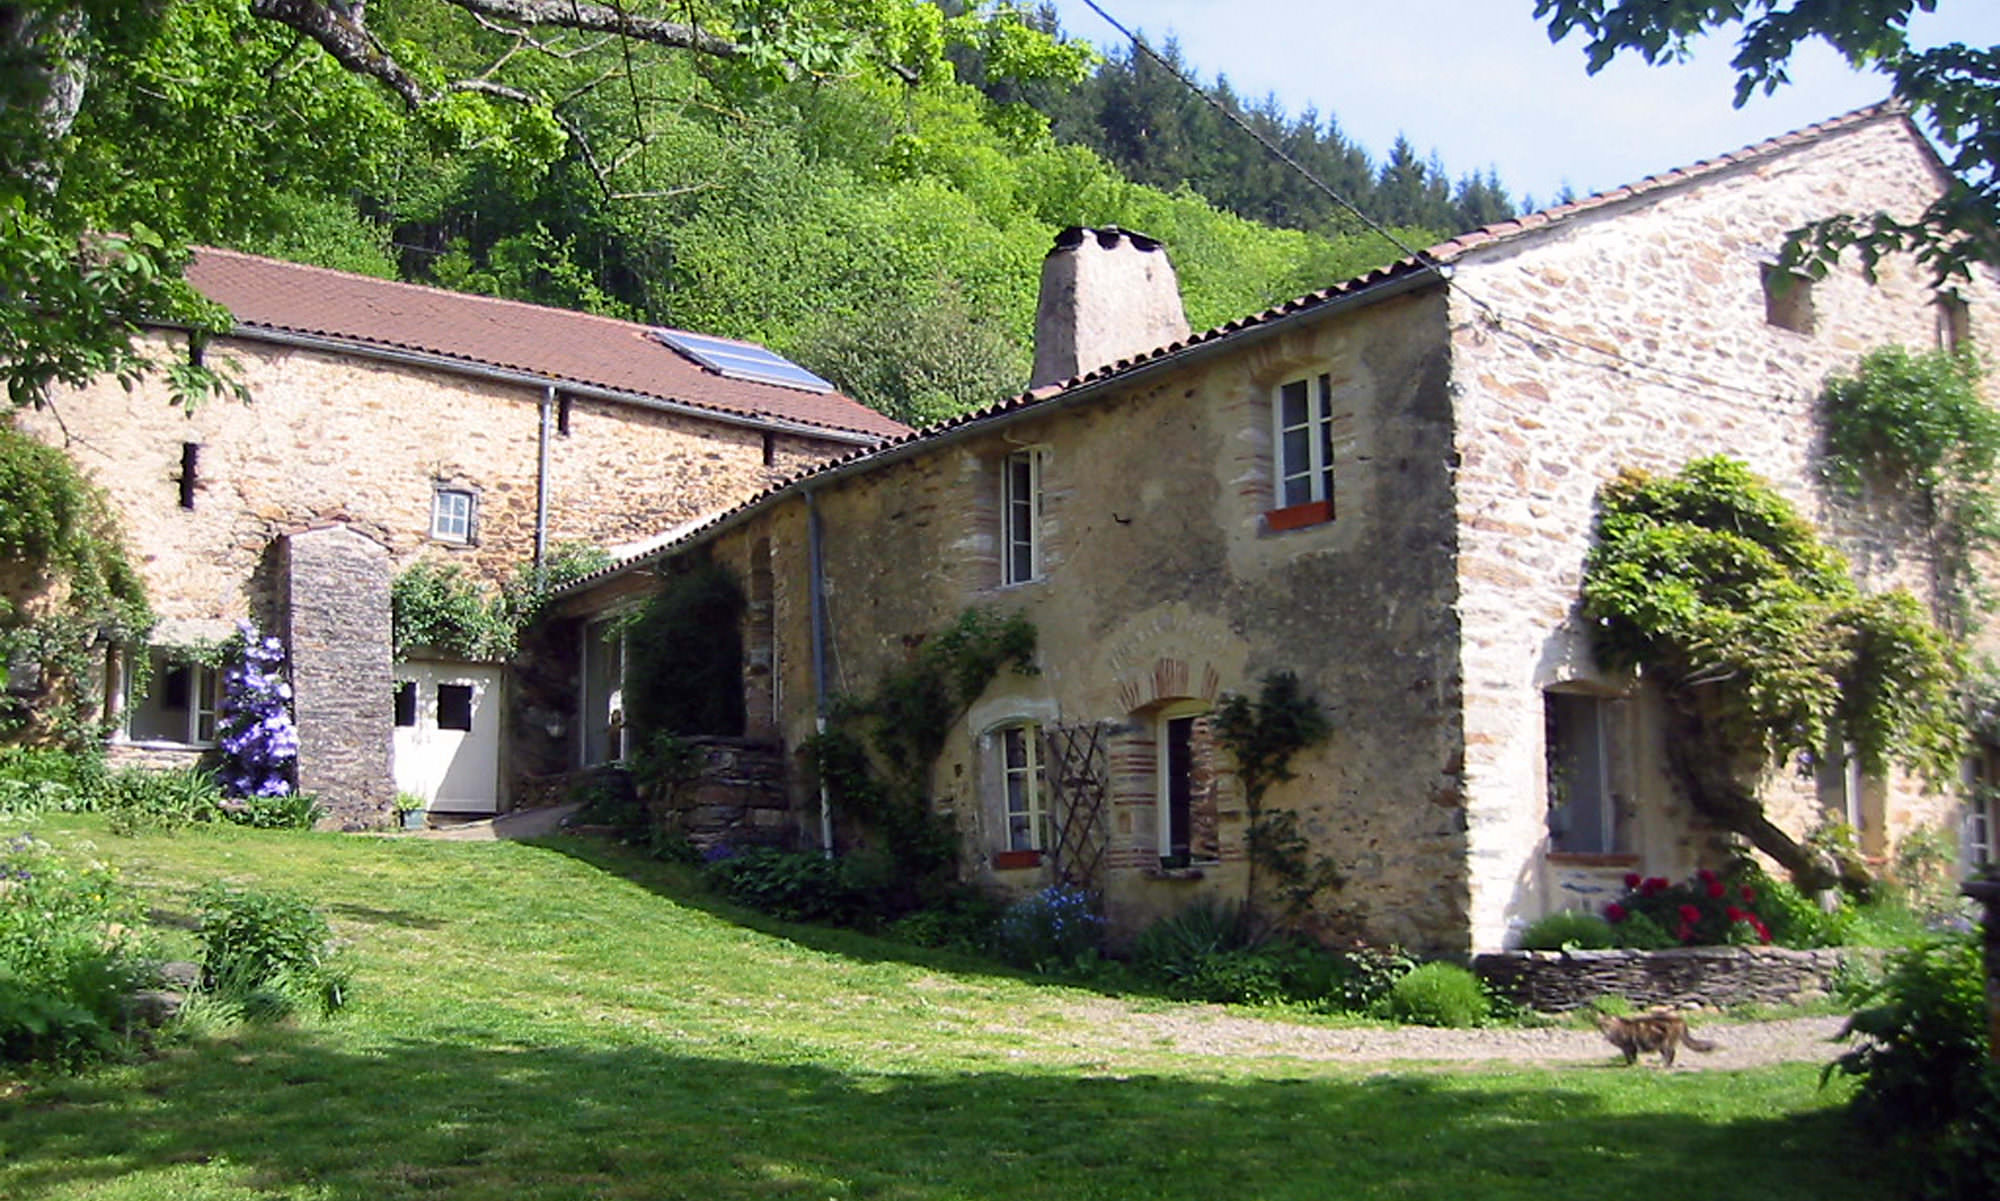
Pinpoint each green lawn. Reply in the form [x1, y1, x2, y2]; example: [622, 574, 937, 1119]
[0, 818, 1896, 1201]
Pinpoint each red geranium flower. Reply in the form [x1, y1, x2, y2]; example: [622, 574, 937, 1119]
[1753, 920, 1772, 945]
[1678, 904, 1701, 923]
[1676, 922, 1695, 943]
[1697, 868, 1718, 884]
[1623, 873, 1641, 890]
[1706, 879, 1726, 899]
[1740, 885, 1756, 902]
[1725, 905, 1745, 921]
[1605, 902, 1628, 922]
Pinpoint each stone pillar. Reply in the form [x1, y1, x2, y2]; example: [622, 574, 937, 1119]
[279, 526, 395, 828]
[1964, 878, 2000, 1064]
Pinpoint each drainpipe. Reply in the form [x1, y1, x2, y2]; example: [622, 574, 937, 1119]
[806, 488, 834, 855]
[534, 385, 554, 571]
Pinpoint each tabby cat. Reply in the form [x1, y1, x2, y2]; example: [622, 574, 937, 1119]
[1594, 1009, 1717, 1066]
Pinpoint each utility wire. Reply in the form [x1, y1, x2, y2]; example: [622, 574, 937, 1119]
[1068, 0, 1834, 412]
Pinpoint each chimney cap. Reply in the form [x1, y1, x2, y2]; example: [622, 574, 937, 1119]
[1047, 225, 1164, 256]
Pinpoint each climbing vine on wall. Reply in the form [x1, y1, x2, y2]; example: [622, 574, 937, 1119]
[1820, 345, 1998, 614]
[616, 560, 746, 741]
[0, 420, 153, 749]
[814, 607, 1037, 887]
[390, 543, 611, 661]
[1213, 671, 1337, 924]
[1580, 456, 1963, 893]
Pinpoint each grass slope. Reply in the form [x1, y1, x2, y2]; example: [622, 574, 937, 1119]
[1, 818, 1888, 1201]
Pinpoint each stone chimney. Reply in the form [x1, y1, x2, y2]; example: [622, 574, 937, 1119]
[1029, 226, 1190, 389]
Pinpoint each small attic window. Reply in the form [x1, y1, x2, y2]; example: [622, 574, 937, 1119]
[1762, 264, 1815, 334]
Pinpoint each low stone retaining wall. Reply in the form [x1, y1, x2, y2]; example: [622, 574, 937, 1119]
[1474, 946, 1865, 1012]
[649, 737, 794, 852]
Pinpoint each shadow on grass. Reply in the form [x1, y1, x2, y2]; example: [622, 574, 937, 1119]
[0, 1022, 1891, 1201]
[524, 834, 1147, 996]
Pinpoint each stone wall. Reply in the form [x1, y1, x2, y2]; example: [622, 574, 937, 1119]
[281, 526, 395, 828]
[648, 738, 792, 851]
[1447, 111, 2000, 949]
[683, 285, 1470, 951]
[1474, 946, 1865, 1012]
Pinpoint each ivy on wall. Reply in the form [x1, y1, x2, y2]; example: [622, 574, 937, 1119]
[1580, 456, 1962, 893]
[1213, 670, 1336, 925]
[390, 542, 610, 661]
[1820, 345, 1997, 611]
[0, 420, 153, 749]
[813, 607, 1037, 889]
[616, 560, 746, 741]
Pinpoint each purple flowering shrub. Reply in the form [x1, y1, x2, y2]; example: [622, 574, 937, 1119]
[216, 623, 298, 798]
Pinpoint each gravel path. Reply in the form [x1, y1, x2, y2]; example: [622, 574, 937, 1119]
[1043, 1001, 1850, 1070]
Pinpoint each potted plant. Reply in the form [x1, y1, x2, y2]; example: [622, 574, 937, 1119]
[394, 792, 428, 830]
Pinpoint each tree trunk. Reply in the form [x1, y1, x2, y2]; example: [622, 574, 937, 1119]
[1662, 702, 1874, 895]
[0, 4, 88, 189]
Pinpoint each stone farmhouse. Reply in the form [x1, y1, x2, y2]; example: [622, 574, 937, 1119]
[16, 248, 905, 827]
[551, 103, 1999, 954]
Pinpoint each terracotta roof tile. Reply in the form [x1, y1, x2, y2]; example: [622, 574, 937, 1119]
[185, 248, 908, 442]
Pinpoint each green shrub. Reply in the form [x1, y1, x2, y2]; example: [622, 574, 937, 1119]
[1131, 902, 1414, 1011]
[0, 746, 105, 816]
[702, 846, 869, 925]
[100, 766, 224, 835]
[1132, 898, 1264, 986]
[0, 834, 152, 1068]
[1382, 961, 1491, 1028]
[1518, 909, 1616, 950]
[993, 885, 1103, 973]
[224, 791, 324, 830]
[885, 891, 1004, 954]
[1825, 934, 1985, 1134]
[193, 883, 346, 1018]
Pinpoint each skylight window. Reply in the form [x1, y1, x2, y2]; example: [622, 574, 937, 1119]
[651, 329, 835, 393]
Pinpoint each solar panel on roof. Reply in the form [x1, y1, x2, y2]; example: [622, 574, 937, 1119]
[651, 329, 835, 393]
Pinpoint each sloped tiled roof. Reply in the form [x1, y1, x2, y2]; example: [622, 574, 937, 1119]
[555, 102, 1912, 596]
[185, 248, 909, 442]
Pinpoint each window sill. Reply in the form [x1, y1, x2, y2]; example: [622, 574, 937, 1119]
[1144, 863, 1214, 881]
[1264, 499, 1333, 531]
[992, 850, 1042, 871]
[1544, 852, 1640, 867]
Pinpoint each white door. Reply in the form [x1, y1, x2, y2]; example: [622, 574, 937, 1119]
[393, 662, 502, 814]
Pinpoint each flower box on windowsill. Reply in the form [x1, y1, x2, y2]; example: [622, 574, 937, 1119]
[1264, 499, 1333, 531]
[992, 849, 1042, 871]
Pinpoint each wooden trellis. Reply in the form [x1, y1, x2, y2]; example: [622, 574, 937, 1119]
[1042, 722, 1110, 895]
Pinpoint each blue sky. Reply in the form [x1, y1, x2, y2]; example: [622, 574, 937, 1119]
[1041, 1, 2000, 210]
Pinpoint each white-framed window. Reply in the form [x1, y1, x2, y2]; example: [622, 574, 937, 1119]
[1001, 723, 1050, 853]
[122, 651, 222, 746]
[1545, 690, 1618, 854]
[1002, 448, 1042, 585]
[431, 487, 475, 543]
[1966, 748, 1998, 870]
[1272, 371, 1334, 510]
[1155, 702, 1216, 868]
[580, 617, 628, 766]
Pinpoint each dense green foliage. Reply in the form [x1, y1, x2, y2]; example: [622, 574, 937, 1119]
[817, 606, 1035, 881]
[1821, 346, 1998, 604]
[391, 544, 611, 661]
[192, 881, 348, 1018]
[4, 0, 1449, 428]
[619, 561, 747, 739]
[1383, 961, 1492, 1028]
[1516, 908, 1617, 951]
[0, 419, 153, 748]
[1535, 1, 2000, 285]
[1825, 931, 1998, 1199]
[1129, 897, 1417, 1011]
[1581, 456, 1962, 890]
[0, 831, 152, 1069]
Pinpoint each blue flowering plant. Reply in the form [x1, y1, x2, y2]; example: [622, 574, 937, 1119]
[994, 883, 1105, 973]
[216, 623, 299, 798]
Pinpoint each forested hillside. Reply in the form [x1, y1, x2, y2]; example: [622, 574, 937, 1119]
[14, 1, 1517, 425]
